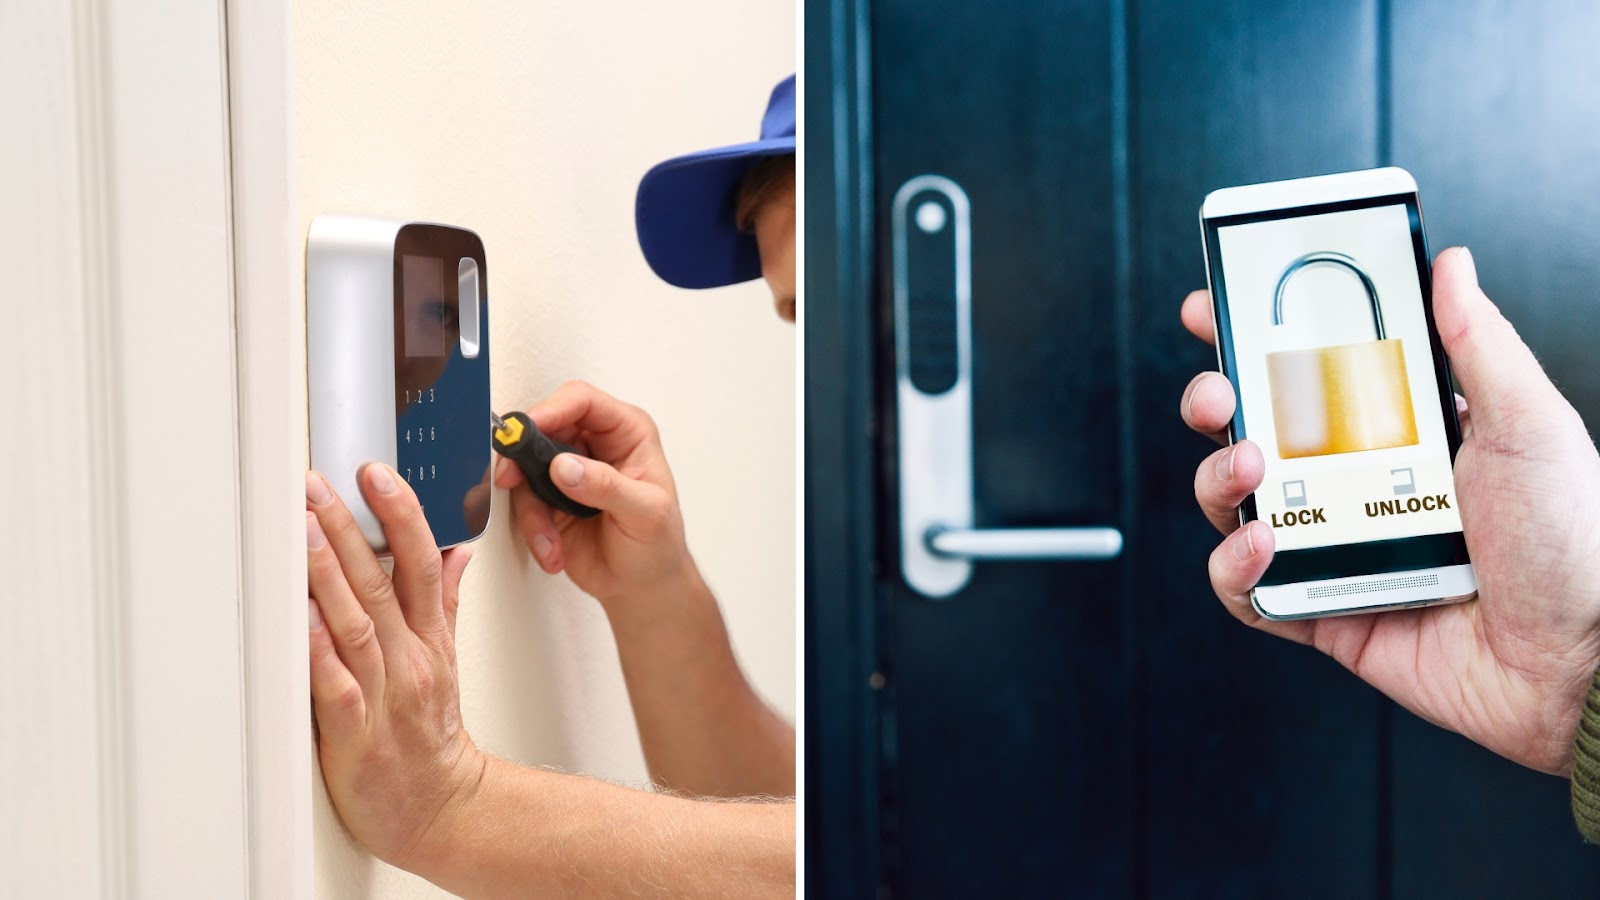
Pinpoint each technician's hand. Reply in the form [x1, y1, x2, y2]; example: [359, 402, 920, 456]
[305, 465, 484, 870]
[494, 380, 698, 607]
[1179, 247, 1600, 775]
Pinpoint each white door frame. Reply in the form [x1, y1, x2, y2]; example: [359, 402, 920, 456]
[2, 0, 310, 896]
[226, 0, 315, 897]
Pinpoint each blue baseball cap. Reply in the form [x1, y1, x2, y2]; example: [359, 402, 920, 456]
[635, 74, 796, 290]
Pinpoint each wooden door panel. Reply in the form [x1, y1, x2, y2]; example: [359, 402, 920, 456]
[1390, 2, 1600, 894]
[1132, 2, 1387, 895]
[872, 1, 1135, 895]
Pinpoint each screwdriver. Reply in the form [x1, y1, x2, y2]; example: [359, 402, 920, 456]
[490, 411, 601, 519]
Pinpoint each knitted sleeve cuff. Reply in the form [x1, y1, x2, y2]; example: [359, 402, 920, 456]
[1573, 661, 1600, 843]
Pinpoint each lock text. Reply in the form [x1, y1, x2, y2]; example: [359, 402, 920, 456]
[1271, 508, 1326, 527]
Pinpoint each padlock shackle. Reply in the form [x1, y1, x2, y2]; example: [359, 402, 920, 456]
[1272, 251, 1385, 340]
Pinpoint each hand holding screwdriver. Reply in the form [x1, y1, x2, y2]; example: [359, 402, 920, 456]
[490, 381, 696, 606]
[490, 411, 601, 519]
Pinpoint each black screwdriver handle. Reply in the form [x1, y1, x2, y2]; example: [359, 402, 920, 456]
[491, 411, 601, 519]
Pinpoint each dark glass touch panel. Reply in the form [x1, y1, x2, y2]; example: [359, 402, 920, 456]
[392, 223, 492, 549]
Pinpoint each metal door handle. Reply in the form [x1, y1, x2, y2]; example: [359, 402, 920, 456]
[927, 527, 1123, 560]
[893, 175, 1122, 598]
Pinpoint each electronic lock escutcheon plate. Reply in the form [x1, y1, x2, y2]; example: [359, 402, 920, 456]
[893, 176, 1124, 599]
[307, 214, 492, 554]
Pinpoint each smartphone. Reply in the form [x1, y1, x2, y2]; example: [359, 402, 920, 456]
[1199, 167, 1475, 619]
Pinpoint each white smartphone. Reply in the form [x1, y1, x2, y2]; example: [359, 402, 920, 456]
[1199, 167, 1476, 619]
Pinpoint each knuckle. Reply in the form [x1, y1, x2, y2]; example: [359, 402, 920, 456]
[1207, 559, 1241, 609]
[632, 405, 660, 435]
[1206, 542, 1225, 579]
[308, 543, 342, 579]
[415, 549, 444, 585]
[309, 634, 340, 669]
[358, 570, 398, 609]
[638, 493, 674, 535]
[512, 493, 543, 529]
[316, 500, 360, 538]
[410, 660, 438, 698]
[558, 378, 597, 405]
[340, 615, 379, 656]
[595, 464, 621, 495]
[329, 681, 364, 715]
[387, 492, 426, 528]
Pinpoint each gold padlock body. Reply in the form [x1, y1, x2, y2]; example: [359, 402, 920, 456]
[1266, 338, 1418, 458]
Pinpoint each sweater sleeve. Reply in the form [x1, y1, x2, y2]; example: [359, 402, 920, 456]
[1573, 662, 1600, 843]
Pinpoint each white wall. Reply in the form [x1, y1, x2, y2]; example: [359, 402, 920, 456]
[292, 3, 796, 896]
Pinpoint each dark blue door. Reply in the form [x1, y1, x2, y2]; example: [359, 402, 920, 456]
[807, 1, 1600, 896]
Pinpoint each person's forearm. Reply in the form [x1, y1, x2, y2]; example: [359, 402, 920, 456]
[409, 754, 794, 899]
[603, 565, 796, 799]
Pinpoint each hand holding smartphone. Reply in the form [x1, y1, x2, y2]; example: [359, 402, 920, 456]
[1186, 168, 1600, 776]
[1199, 168, 1475, 619]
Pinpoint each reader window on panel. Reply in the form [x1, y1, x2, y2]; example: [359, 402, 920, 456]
[401, 254, 457, 358]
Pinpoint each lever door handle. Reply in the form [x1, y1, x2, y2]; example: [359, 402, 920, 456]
[926, 527, 1124, 561]
[892, 175, 1121, 599]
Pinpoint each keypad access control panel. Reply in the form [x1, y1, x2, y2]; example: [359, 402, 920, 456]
[391, 224, 491, 547]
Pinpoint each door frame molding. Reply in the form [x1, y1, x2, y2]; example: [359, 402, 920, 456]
[225, 0, 315, 897]
[803, 0, 882, 893]
[3, 0, 304, 895]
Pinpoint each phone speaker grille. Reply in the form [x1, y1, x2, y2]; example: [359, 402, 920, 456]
[1306, 573, 1439, 600]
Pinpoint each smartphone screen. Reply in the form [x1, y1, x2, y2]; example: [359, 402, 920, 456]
[1203, 191, 1469, 587]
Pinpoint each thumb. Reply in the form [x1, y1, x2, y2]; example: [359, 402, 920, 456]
[549, 453, 673, 538]
[1431, 246, 1554, 429]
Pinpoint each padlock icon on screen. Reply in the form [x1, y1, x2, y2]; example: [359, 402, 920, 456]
[1265, 251, 1419, 459]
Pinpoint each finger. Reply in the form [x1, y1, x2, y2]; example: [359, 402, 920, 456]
[440, 546, 473, 639]
[463, 467, 493, 536]
[359, 463, 446, 635]
[1207, 522, 1315, 644]
[307, 469, 413, 652]
[526, 380, 657, 461]
[493, 455, 524, 490]
[1194, 440, 1265, 535]
[1181, 290, 1217, 345]
[527, 379, 630, 433]
[1181, 371, 1237, 445]
[508, 482, 565, 574]
[1209, 520, 1274, 604]
[1431, 247, 1563, 431]
[548, 453, 673, 541]
[1454, 392, 1472, 441]
[306, 508, 385, 694]
[308, 598, 366, 742]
